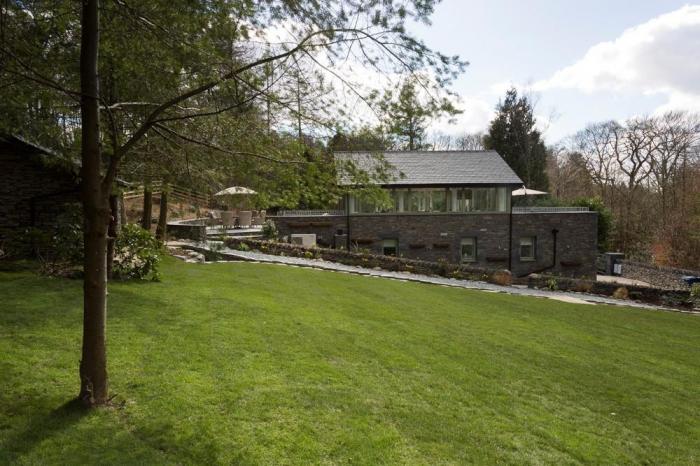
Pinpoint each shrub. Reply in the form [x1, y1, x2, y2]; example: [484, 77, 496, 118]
[2, 203, 84, 276]
[691, 283, 700, 298]
[612, 287, 629, 300]
[573, 281, 594, 293]
[236, 242, 250, 252]
[261, 220, 279, 240]
[113, 224, 163, 281]
[572, 197, 612, 251]
[691, 284, 700, 308]
[492, 271, 512, 286]
[546, 277, 558, 291]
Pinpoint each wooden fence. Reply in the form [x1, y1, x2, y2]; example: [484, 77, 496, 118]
[123, 182, 211, 206]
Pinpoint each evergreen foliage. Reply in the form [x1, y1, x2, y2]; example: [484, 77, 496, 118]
[484, 88, 549, 190]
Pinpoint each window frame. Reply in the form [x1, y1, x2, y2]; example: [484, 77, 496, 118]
[460, 237, 477, 263]
[382, 238, 399, 256]
[519, 236, 536, 262]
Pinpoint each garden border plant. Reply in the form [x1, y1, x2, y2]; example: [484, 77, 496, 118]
[222, 237, 512, 286]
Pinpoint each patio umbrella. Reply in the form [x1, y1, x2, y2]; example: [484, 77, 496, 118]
[214, 186, 257, 196]
[511, 186, 548, 196]
[214, 186, 257, 209]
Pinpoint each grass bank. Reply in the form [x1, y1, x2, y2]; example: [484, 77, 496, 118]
[1, 258, 698, 464]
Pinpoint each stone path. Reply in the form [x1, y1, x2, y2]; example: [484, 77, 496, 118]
[183, 244, 695, 314]
[597, 274, 651, 287]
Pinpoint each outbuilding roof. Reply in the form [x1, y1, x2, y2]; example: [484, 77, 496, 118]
[335, 150, 523, 186]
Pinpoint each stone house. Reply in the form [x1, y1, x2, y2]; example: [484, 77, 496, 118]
[272, 150, 598, 278]
[0, 134, 81, 249]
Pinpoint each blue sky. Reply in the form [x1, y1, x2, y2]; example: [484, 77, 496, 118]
[412, 0, 700, 142]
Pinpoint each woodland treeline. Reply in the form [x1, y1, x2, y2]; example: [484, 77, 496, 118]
[549, 112, 700, 269]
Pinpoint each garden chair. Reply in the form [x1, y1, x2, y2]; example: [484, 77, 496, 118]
[221, 211, 236, 230]
[207, 209, 222, 226]
[238, 210, 252, 229]
[253, 210, 266, 226]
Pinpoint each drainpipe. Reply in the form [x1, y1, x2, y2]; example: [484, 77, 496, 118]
[518, 228, 559, 277]
[552, 228, 558, 270]
[345, 193, 351, 250]
[507, 193, 513, 271]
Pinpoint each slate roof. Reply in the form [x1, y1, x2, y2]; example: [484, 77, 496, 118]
[0, 134, 131, 187]
[335, 150, 523, 186]
[0, 134, 58, 156]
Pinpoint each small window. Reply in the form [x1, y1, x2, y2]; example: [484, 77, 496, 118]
[460, 238, 477, 262]
[520, 237, 536, 261]
[382, 239, 398, 256]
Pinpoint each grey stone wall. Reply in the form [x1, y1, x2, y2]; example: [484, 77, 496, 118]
[349, 213, 511, 264]
[0, 146, 80, 243]
[620, 260, 698, 290]
[166, 219, 208, 242]
[272, 215, 347, 248]
[271, 211, 598, 278]
[511, 212, 598, 279]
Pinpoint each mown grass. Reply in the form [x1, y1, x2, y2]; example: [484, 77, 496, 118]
[1, 257, 699, 465]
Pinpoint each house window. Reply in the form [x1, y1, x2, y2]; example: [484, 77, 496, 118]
[460, 238, 477, 262]
[519, 237, 536, 261]
[382, 239, 398, 256]
[453, 187, 508, 212]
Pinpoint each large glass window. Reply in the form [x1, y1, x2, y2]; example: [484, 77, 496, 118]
[349, 186, 508, 213]
[519, 237, 536, 261]
[405, 190, 428, 212]
[431, 190, 448, 212]
[389, 190, 403, 212]
[456, 188, 473, 212]
[454, 187, 508, 212]
[382, 239, 398, 256]
[460, 238, 477, 262]
[404, 189, 449, 212]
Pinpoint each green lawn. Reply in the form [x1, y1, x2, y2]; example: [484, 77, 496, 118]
[1, 258, 699, 465]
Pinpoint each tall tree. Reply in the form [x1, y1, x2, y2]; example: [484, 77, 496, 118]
[378, 75, 461, 150]
[568, 111, 699, 262]
[1, 0, 465, 406]
[484, 88, 549, 190]
[329, 126, 391, 152]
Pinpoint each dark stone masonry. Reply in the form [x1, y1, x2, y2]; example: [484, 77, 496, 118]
[0, 136, 80, 247]
[272, 210, 598, 279]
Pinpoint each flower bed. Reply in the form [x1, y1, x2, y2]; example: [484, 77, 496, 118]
[223, 238, 512, 286]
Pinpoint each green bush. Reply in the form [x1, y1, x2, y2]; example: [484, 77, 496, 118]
[691, 284, 700, 301]
[113, 224, 163, 281]
[2, 203, 84, 275]
[261, 220, 279, 240]
[572, 197, 612, 251]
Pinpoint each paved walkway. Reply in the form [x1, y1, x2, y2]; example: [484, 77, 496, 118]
[183, 244, 695, 314]
[597, 274, 651, 287]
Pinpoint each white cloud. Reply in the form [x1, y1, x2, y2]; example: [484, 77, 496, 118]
[534, 5, 700, 113]
[430, 96, 494, 134]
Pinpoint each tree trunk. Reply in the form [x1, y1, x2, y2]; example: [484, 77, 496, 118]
[79, 0, 109, 406]
[156, 184, 168, 240]
[119, 192, 127, 227]
[141, 185, 153, 231]
[106, 194, 121, 279]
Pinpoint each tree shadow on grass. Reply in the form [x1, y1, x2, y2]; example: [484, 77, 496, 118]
[0, 398, 89, 463]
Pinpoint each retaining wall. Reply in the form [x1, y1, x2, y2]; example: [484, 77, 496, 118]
[167, 218, 208, 242]
[271, 211, 598, 279]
